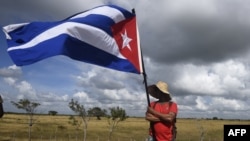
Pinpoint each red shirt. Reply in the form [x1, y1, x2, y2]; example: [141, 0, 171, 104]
[150, 101, 178, 141]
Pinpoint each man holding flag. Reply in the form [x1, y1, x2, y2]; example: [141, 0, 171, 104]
[2, 4, 159, 139]
[146, 81, 178, 141]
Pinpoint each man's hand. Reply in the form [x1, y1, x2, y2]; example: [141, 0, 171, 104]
[147, 106, 156, 114]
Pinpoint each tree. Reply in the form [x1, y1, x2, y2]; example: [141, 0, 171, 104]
[107, 106, 127, 141]
[88, 107, 107, 120]
[68, 99, 89, 141]
[68, 115, 82, 130]
[0, 95, 4, 118]
[48, 110, 58, 116]
[212, 117, 218, 120]
[11, 99, 40, 141]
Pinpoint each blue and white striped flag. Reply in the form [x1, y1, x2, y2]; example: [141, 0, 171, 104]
[3, 5, 142, 74]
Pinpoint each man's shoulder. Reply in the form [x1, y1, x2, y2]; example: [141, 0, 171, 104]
[170, 101, 177, 105]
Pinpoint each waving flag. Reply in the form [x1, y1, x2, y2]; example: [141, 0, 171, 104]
[3, 5, 142, 74]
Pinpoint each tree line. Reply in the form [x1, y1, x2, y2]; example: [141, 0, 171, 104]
[7, 98, 127, 141]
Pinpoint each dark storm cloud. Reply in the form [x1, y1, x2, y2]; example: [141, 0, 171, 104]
[0, 1, 56, 25]
[0, 0, 102, 26]
[138, 0, 250, 65]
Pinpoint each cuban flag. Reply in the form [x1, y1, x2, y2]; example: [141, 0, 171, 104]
[3, 5, 143, 74]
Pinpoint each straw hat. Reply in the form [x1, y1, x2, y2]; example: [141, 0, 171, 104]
[147, 81, 171, 99]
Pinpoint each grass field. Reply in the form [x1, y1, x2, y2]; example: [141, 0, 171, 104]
[0, 114, 249, 141]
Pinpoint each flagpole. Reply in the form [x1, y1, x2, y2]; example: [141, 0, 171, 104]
[132, 9, 150, 106]
[139, 39, 158, 141]
[141, 51, 151, 106]
[0, 95, 4, 118]
[132, 8, 157, 141]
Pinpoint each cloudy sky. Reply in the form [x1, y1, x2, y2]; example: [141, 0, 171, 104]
[0, 0, 250, 119]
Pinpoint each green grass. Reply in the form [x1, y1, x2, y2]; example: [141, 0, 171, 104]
[0, 114, 249, 141]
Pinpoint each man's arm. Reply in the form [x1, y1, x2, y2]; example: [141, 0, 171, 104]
[145, 112, 161, 122]
[146, 107, 176, 123]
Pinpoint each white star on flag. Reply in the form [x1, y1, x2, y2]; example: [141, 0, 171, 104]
[121, 29, 132, 51]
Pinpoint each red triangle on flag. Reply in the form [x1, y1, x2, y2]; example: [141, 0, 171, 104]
[112, 17, 142, 73]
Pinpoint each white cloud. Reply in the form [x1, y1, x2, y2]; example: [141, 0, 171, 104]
[213, 60, 248, 78]
[174, 64, 224, 95]
[3, 77, 17, 86]
[195, 96, 209, 110]
[15, 81, 37, 99]
[0, 65, 22, 77]
[212, 97, 244, 111]
[214, 60, 247, 90]
[173, 60, 249, 97]
[73, 91, 97, 104]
